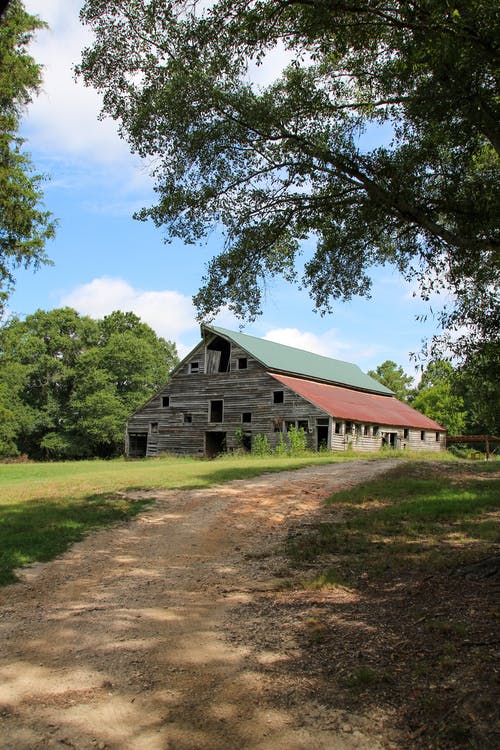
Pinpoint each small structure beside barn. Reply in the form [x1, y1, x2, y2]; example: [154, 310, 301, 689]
[126, 325, 446, 458]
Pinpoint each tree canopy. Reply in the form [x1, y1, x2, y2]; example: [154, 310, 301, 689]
[410, 359, 466, 436]
[77, 0, 499, 359]
[0, 0, 56, 311]
[368, 360, 414, 402]
[0, 308, 179, 458]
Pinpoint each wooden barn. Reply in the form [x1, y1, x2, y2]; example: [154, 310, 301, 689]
[126, 324, 446, 458]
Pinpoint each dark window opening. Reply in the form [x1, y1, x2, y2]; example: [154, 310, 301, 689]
[150, 422, 158, 434]
[373, 425, 380, 436]
[210, 399, 223, 422]
[238, 357, 247, 370]
[189, 361, 199, 374]
[345, 421, 352, 434]
[334, 421, 341, 434]
[242, 412, 252, 423]
[363, 425, 370, 436]
[421, 430, 425, 441]
[273, 417, 283, 433]
[297, 420, 308, 431]
[273, 390, 284, 404]
[404, 428, 409, 439]
[436, 432, 440, 441]
[162, 396, 170, 408]
[206, 336, 230, 373]
[183, 414, 192, 424]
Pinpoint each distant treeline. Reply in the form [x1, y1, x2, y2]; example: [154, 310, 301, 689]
[0, 308, 497, 460]
[0, 308, 178, 459]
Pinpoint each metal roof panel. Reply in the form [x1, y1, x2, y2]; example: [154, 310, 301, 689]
[203, 324, 393, 394]
[271, 373, 445, 430]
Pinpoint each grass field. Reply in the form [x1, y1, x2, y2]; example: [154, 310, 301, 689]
[0, 450, 492, 586]
[287, 460, 499, 584]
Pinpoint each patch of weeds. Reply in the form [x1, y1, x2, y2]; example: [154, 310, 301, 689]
[301, 568, 350, 590]
[342, 665, 392, 691]
[304, 616, 330, 643]
[440, 721, 473, 745]
[426, 620, 468, 637]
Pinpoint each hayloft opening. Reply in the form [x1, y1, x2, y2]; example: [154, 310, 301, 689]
[206, 335, 230, 373]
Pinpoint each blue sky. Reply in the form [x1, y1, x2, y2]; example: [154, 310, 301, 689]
[9, 0, 443, 372]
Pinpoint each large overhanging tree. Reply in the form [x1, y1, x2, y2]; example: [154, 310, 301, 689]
[0, 0, 56, 311]
[77, 0, 499, 359]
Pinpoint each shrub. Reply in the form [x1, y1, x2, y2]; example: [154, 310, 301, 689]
[288, 425, 307, 455]
[274, 433, 288, 456]
[252, 433, 271, 456]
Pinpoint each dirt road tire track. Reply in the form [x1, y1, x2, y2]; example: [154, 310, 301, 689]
[0, 460, 400, 750]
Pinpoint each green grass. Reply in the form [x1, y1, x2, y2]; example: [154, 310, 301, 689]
[287, 463, 500, 584]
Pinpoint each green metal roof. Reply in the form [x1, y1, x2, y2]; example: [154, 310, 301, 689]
[203, 325, 393, 395]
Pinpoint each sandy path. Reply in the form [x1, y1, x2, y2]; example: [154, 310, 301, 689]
[0, 460, 399, 750]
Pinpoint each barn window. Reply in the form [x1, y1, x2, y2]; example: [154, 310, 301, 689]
[435, 432, 440, 441]
[297, 420, 309, 431]
[421, 430, 426, 441]
[242, 412, 252, 423]
[210, 400, 223, 422]
[404, 428, 409, 439]
[206, 335, 230, 373]
[363, 425, 370, 436]
[150, 422, 158, 433]
[334, 421, 341, 434]
[189, 361, 199, 374]
[183, 414, 192, 424]
[238, 357, 248, 370]
[273, 390, 284, 404]
[373, 425, 380, 436]
[162, 396, 170, 408]
[345, 421, 352, 434]
[273, 417, 283, 432]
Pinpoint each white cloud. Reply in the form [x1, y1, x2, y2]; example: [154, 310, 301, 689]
[23, 0, 132, 165]
[60, 277, 199, 355]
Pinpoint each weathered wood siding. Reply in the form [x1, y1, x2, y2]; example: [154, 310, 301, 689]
[126, 342, 445, 457]
[127, 343, 330, 456]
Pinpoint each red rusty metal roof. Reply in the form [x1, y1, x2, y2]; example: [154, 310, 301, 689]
[270, 373, 445, 430]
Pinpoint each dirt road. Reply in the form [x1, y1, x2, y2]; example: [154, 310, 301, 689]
[0, 460, 400, 750]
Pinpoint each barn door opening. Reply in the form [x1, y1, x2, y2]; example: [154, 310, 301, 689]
[128, 432, 148, 458]
[205, 431, 227, 458]
[316, 425, 329, 451]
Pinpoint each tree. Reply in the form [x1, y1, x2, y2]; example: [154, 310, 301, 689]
[77, 0, 499, 359]
[454, 341, 500, 435]
[0, 308, 179, 458]
[368, 360, 413, 402]
[411, 360, 466, 436]
[0, 2, 11, 21]
[0, 0, 56, 312]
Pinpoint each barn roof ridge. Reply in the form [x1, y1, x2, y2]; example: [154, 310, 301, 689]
[202, 324, 394, 396]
